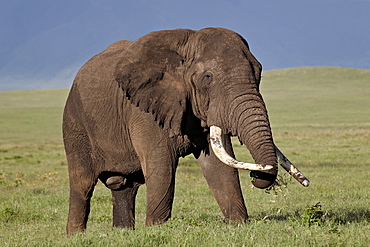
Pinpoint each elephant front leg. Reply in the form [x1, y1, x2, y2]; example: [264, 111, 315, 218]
[144, 163, 177, 226]
[197, 135, 248, 222]
[111, 185, 139, 229]
[129, 119, 178, 226]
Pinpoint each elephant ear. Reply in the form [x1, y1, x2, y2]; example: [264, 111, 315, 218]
[115, 30, 193, 136]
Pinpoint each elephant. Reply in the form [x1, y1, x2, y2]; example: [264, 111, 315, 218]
[63, 27, 309, 235]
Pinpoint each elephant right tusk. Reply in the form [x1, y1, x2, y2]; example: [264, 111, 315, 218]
[275, 145, 310, 187]
[210, 126, 274, 171]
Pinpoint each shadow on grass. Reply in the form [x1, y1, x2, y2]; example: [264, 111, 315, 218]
[257, 208, 370, 224]
[326, 208, 370, 224]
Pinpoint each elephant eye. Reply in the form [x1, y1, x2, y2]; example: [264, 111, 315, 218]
[202, 72, 213, 84]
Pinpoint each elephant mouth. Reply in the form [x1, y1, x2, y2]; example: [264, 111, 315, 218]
[209, 126, 310, 187]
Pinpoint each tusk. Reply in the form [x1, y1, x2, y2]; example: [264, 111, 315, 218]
[210, 126, 274, 171]
[275, 145, 310, 187]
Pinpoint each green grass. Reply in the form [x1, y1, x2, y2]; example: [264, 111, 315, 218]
[1, 67, 370, 246]
[0, 89, 69, 144]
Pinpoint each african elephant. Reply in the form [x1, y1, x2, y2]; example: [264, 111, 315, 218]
[63, 27, 309, 235]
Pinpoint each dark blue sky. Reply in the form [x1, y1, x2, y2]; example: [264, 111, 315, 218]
[1, 0, 369, 90]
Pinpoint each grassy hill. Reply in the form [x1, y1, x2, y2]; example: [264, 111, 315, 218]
[1, 67, 369, 144]
[0, 89, 69, 144]
[261, 67, 370, 128]
[0, 67, 369, 246]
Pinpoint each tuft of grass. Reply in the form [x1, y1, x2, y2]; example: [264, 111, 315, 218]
[0, 206, 20, 223]
[301, 202, 325, 226]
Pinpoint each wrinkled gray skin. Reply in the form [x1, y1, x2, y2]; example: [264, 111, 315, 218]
[63, 28, 278, 235]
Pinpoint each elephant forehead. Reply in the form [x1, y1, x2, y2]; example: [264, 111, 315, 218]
[194, 59, 223, 71]
[198, 38, 248, 58]
[194, 58, 251, 74]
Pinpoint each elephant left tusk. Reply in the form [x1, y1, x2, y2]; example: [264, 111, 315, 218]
[275, 145, 310, 187]
[210, 126, 274, 171]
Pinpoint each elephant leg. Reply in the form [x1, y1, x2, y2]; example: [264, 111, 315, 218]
[64, 132, 98, 235]
[128, 110, 181, 226]
[66, 173, 97, 235]
[197, 135, 248, 222]
[129, 123, 177, 226]
[144, 161, 177, 226]
[111, 185, 140, 229]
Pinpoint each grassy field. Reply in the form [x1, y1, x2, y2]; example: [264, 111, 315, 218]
[0, 67, 369, 246]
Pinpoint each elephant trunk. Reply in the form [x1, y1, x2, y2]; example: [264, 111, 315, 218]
[231, 94, 278, 189]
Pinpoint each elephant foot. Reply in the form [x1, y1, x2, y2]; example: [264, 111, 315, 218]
[66, 222, 86, 236]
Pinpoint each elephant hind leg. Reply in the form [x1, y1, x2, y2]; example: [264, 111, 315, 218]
[107, 171, 144, 229]
[67, 183, 95, 235]
[64, 132, 98, 235]
[111, 185, 140, 229]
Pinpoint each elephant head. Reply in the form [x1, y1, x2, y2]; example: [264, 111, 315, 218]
[116, 28, 309, 188]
